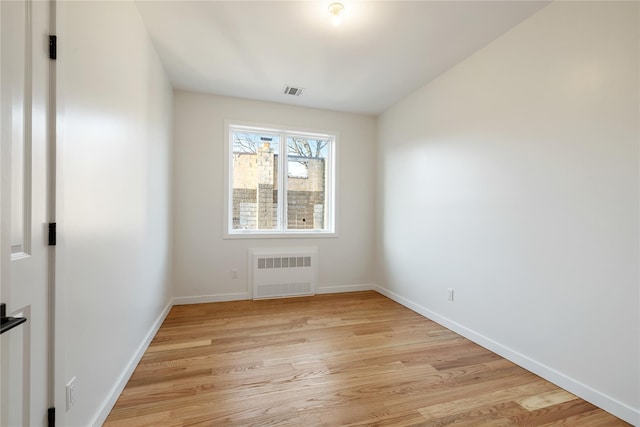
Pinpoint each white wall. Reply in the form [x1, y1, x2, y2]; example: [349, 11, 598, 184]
[57, 1, 173, 426]
[376, 1, 639, 424]
[173, 91, 376, 301]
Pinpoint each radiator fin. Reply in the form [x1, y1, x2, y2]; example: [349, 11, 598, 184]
[255, 282, 312, 298]
[257, 256, 312, 269]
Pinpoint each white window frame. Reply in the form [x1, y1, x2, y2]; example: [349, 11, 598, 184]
[223, 120, 337, 239]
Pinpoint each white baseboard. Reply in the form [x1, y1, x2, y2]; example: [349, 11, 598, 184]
[174, 286, 373, 304]
[317, 283, 373, 294]
[91, 298, 173, 427]
[172, 292, 250, 305]
[374, 285, 640, 426]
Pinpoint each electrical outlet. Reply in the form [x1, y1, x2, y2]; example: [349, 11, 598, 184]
[447, 288, 454, 302]
[231, 269, 238, 279]
[66, 377, 77, 410]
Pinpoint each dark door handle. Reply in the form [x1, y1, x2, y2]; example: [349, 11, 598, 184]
[0, 303, 27, 335]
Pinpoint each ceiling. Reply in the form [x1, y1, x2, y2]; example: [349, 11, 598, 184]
[135, 1, 548, 115]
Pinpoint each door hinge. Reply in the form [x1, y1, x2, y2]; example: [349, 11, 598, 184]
[49, 35, 57, 60]
[48, 223, 56, 246]
[48, 407, 55, 427]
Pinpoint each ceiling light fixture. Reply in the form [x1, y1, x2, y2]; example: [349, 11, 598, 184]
[328, 3, 345, 26]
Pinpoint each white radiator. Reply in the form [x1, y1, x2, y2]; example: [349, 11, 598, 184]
[249, 247, 318, 299]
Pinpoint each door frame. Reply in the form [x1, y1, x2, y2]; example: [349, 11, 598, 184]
[51, 0, 67, 425]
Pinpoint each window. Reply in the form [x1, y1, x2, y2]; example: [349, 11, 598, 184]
[225, 123, 336, 237]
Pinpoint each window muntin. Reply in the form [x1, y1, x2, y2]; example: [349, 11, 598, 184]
[227, 124, 335, 236]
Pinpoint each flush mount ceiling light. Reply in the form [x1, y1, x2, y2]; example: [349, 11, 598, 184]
[328, 3, 345, 26]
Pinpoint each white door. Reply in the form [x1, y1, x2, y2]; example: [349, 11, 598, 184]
[0, 0, 52, 426]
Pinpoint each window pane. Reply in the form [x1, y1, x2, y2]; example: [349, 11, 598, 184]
[231, 130, 280, 230]
[286, 137, 328, 230]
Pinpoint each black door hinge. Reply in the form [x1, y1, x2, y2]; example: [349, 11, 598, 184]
[48, 223, 56, 246]
[48, 407, 55, 427]
[49, 35, 57, 60]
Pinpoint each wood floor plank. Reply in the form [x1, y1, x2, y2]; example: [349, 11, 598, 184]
[103, 291, 630, 426]
[418, 382, 555, 419]
[146, 339, 213, 353]
[515, 388, 578, 411]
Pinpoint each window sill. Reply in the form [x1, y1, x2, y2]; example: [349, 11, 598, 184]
[224, 230, 338, 240]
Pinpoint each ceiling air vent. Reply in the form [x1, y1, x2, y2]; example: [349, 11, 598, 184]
[283, 86, 304, 96]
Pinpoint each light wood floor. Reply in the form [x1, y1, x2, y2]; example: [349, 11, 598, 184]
[104, 291, 630, 426]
